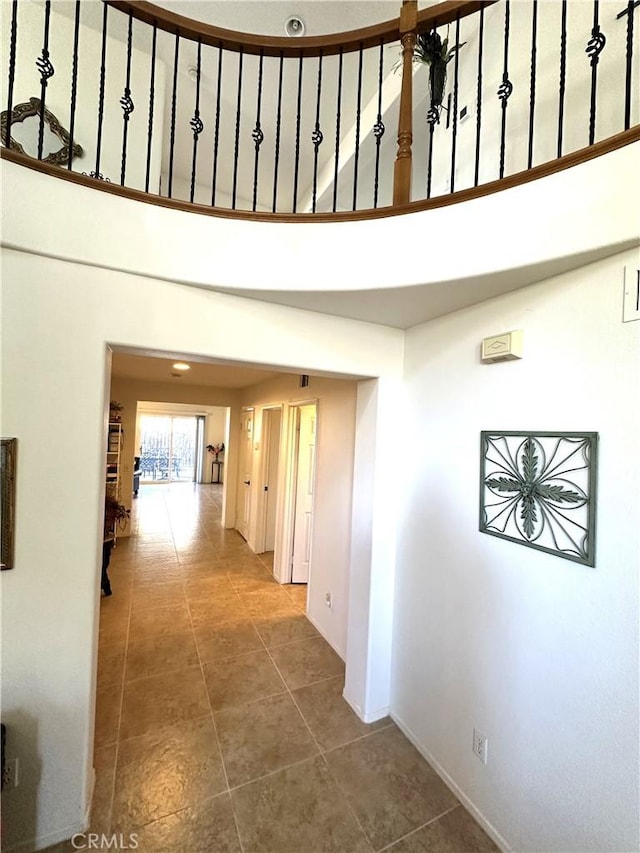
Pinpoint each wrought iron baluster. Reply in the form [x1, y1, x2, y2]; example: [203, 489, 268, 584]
[145, 23, 157, 193]
[474, 6, 485, 186]
[624, 1, 635, 129]
[272, 53, 284, 213]
[211, 43, 223, 206]
[292, 54, 303, 213]
[190, 40, 204, 204]
[557, 0, 567, 157]
[168, 32, 180, 198]
[67, 0, 81, 171]
[450, 16, 461, 193]
[37, 0, 54, 161]
[252, 50, 265, 212]
[311, 52, 324, 213]
[232, 47, 243, 210]
[352, 45, 364, 211]
[332, 48, 344, 212]
[94, 2, 108, 180]
[120, 13, 135, 186]
[426, 104, 436, 199]
[373, 40, 385, 209]
[5, 0, 18, 152]
[586, 0, 606, 145]
[497, 1, 513, 180]
[528, 0, 538, 170]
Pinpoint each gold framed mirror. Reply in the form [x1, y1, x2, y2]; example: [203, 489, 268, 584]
[1, 97, 83, 165]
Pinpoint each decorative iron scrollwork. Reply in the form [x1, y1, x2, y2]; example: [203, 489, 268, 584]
[426, 106, 440, 127]
[190, 114, 204, 136]
[311, 126, 324, 148]
[252, 125, 264, 147]
[119, 89, 134, 118]
[373, 119, 385, 140]
[586, 27, 606, 65]
[36, 51, 54, 84]
[497, 76, 513, 101]
[480, 431, 598, 566]
[83, 170, 111, 182]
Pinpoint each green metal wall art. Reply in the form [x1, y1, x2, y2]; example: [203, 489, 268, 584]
[480, 432, 598, 567]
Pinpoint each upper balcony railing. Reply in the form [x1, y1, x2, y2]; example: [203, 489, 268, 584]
[1, 0, 638, 221]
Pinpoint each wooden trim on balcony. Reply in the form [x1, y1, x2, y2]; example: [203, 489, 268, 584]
[2, 127, 638, 224]
[105, 0, 496, 57]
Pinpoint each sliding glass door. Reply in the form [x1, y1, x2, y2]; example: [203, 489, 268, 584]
[139, 415, 198, 483]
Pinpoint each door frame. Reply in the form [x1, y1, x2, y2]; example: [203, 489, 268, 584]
[254, 404, 283, 555]
[235, 407, 255, 541]
[274, 399, 319, 585]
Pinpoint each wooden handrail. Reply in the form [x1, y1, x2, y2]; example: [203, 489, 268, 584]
[105, 0, 496, 57]
[3, 127, 637, 224]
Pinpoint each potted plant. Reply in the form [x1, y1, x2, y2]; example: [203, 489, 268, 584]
[412, 28, 466, 123]
[109, 400, 124, 423]
[102, 494, 129, 596]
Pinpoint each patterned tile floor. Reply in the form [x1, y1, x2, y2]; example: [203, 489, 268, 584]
[47, 483, 498, 853]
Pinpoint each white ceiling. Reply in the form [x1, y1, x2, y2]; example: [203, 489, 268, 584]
[150, 1, 405, 36]
[110, 351, 283, 387]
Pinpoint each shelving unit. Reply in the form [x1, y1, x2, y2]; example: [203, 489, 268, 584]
[106, 422, 123, 501]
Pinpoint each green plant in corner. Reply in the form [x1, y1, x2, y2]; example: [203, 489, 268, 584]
[104, 493, 130, 538]
[413, 28, 466, 124]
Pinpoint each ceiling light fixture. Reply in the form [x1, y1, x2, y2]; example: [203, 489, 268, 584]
[172, 362, 190, 371]
[284, 16, 305, 37]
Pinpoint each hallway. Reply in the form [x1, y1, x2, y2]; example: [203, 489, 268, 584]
[63, 484, 498, 852]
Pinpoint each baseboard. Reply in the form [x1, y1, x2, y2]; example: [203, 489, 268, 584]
[6, 819, 86, 853]
[84, 767, 96, 828]
[305, 610, 345, 661]
[8, 769, 96, 853]
[342, 687, 390, 724]
[391, 712, 513, 853]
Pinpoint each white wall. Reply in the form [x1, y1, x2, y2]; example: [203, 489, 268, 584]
[393, 247, 640, 853]
[425, 0, 640, 194]
[1, 1, 165, 190]
[109, 379, 240, 534]
[238, 373, 358, 659]
[0, 249, 402, 851]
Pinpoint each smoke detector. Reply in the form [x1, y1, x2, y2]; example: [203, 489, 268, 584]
[284, 16, 305, 37]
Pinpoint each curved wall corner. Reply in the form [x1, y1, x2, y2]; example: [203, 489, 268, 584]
[1, 141, 639, 302]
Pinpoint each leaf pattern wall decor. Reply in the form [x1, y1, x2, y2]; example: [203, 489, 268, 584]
[480, 432, 598, 566]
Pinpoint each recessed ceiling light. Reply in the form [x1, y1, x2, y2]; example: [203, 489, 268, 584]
[285, 16, 305, 37]
[172, 362, 190, 371]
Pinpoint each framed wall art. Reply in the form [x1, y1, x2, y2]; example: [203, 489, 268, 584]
[1, 438, 17, 570]
[480, 431, 598, 567]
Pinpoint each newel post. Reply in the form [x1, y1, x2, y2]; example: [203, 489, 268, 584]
[393, 0, 417, 206]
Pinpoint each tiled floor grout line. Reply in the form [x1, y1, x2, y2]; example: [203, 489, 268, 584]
[96, 484, 481, 853]
[375, 804, 461, 852]
[103, 553, 134, 835]
[319, 752, 377, 853]
[172, 500, 247, 853]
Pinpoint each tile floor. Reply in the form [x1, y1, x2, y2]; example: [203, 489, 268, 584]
[47, 483, 498, 853]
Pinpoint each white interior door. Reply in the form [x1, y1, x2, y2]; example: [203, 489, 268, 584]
[236, 409, 254, 541]
[263, 409, 282, 552]
[291, 405, 316, 584]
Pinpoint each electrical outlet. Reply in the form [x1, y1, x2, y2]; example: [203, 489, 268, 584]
[2, 758, 19, 789]
[325, 592, 332, 608]
[472, 729, 488, 765]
